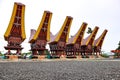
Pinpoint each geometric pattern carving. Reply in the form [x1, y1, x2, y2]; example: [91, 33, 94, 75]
[29, 11, 52, 55]
[66, 22, 88, 57]
[49, 16, 73, 58]
[94, 29, 108, 55]
[4, 2, 26, 55]
[81, 26, 99, 57]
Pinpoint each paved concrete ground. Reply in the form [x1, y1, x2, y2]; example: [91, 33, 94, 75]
[0, 60, 120, 80]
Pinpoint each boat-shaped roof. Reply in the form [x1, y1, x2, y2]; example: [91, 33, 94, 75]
[94, 29, 108, 47]
[67, 22, 87, 45]
[81, 26, 99, 46]
[4, 2, 26, 41]
[29, 11, 52, 43]
[49, 16, 73, 43]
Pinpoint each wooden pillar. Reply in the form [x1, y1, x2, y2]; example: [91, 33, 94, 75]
[16, 49, 21, 55]
[73, 51, 75, 57]
[8, 49, 11, 55]
[32, 50, 37, 55]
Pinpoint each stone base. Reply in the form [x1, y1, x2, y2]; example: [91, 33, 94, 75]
[89, 55, 95, 59]
[60, 55, 66, 59]
[109, 55, 114, 59]
[76, 55, 82, 59]
[51, 55, 60, 58]
[38, 55, 46, 60]
[6, 55, 18, 61]
[66, 55, 76, 58]
[97, 55, 103, 58]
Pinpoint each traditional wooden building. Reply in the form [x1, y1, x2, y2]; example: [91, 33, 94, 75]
[49, 16, 73, 58]
[4, 2, 26, 55]
[94, 29, 108, 56]
[29, 11, 52, 55]
[81, 26, 99, 57]
[111, 50, 120, 58]
[65, 22, 87, 58]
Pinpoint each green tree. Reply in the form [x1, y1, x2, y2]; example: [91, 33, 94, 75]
[87, 27, 93, 34]
[116, 41, 120, 50]
[0, 51, 3, 56]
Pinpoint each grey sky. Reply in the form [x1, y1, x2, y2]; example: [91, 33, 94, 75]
[0, 0, 120, 53]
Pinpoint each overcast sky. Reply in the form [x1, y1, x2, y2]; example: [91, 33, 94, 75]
[0, 0, 120, 53]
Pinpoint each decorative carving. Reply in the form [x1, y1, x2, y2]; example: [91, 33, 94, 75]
[94, 29, 108, 56]
[4, 2, 26, 55]
[66, 22, 87, 57]
[29, 11, 52, 55]
[49, 16, 73, 57]
[80, 27, 99, 57]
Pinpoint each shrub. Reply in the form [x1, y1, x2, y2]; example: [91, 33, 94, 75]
[101, 53, 109, 58]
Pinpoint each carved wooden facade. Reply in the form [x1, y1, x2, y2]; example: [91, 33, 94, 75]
[81, 27, 99, 57]
[66, 22, 87, 58]
[4, 2, 26, 55]
[29, 11, 52, 55]
[94, 29, 108, 55]
[111, 50, 120, 58]
[49, 16, 73, 58]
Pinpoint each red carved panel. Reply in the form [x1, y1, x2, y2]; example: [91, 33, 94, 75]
[87, 45, 92, 50]
[74, 44, 80, 49]
[58, 41, 65, 48]
[97, 46, 100, 50]
[76, 37, 82, 44]
[10, 5, 22, 37]
[38, 12, 50, 40]
[59, 18, 72, 42]
[8, 37, 22, 44]
[75, 25, 87, 44]
[88, 27, 99, 45]
[36, 40, 46, 46]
